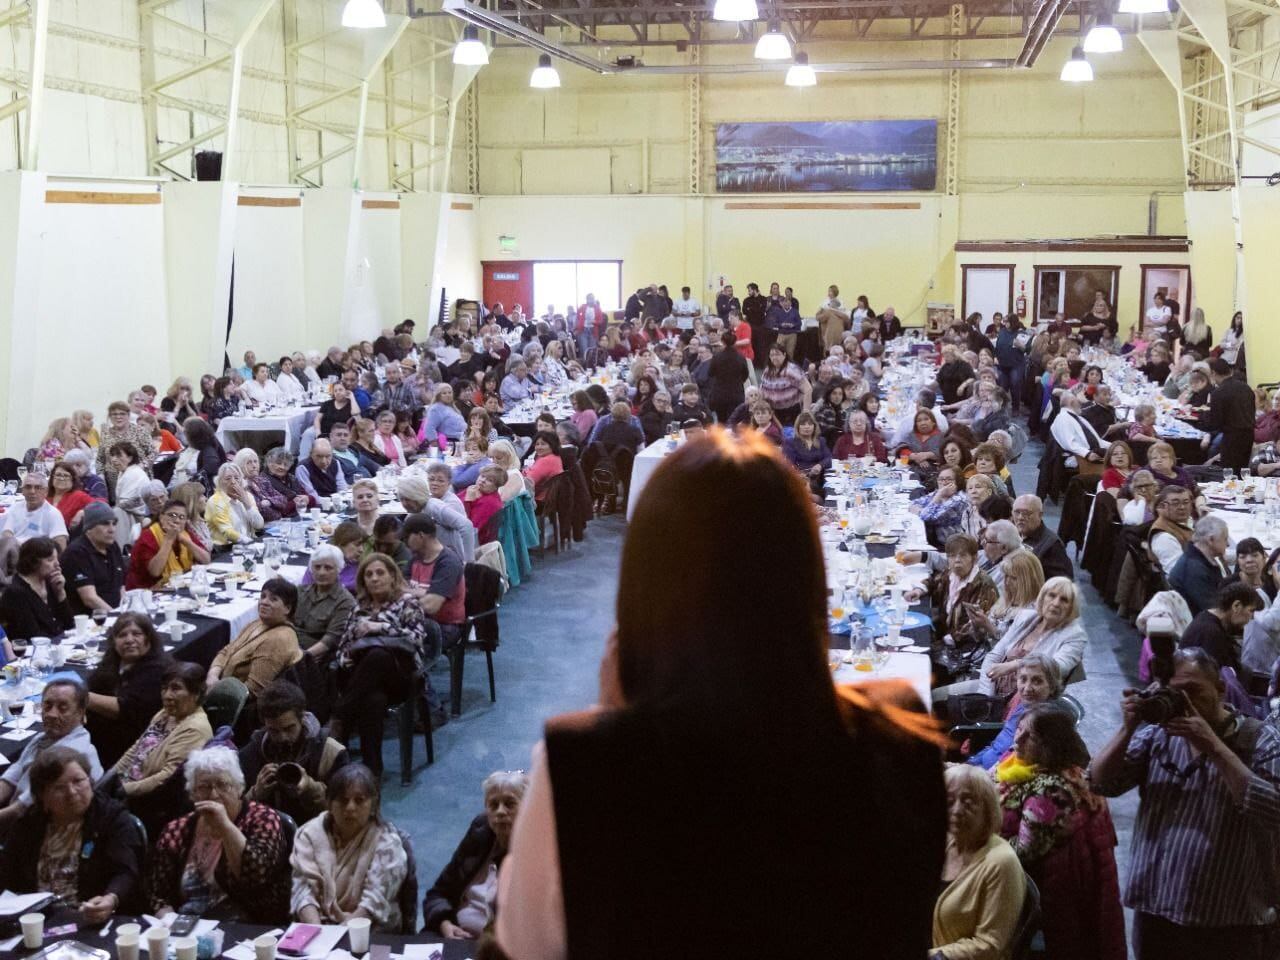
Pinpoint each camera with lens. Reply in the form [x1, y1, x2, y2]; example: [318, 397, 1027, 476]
[277, 762, 305, 788]
[1134, 614, 1191, 724]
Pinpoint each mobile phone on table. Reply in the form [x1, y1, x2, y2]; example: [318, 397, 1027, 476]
[169, 915, 198, 937]
[279, 924, 323, 955]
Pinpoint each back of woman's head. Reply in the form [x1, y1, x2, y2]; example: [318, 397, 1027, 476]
[617, 429, 834, 725]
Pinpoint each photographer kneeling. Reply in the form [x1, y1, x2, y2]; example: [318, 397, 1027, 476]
[1090, 646, 1280, 960]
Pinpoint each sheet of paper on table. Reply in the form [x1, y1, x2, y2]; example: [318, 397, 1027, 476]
[401, 946, 444, 960]
[0, 890, 53, 914]
[1, 729, 37, 742]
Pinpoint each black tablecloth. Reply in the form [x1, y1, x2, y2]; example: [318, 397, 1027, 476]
[8, 908, 470, 959]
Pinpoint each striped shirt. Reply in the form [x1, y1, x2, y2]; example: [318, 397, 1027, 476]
[1092, 709, 1280, 927]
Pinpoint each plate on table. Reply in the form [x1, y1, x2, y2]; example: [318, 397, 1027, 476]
[154, 620, 197, 634]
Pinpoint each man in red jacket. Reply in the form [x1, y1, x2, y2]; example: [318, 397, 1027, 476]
[576, 293, 608, 359]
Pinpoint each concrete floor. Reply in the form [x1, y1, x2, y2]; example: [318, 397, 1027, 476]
[373, 439, 1142, 934]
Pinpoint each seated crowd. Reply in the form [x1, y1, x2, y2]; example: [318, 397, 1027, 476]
[0, 287, 1271, 959]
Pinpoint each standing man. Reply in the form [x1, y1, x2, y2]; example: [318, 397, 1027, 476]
[576, 293, 606, 360]
[60, 503, 125, 615]
[672, 286, 702, 339]
[1090, 647, 1280, 960]
[1204, 358, 1255, 472]
[742, 282, 769, 372]
[715, 283, 740, 321]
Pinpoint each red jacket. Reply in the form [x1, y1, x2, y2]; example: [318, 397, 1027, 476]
[1035, 801, 1127, 960]
[576, 303, 609, 336]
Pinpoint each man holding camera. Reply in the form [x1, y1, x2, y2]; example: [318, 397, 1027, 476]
[239, 680, 348, 825]
[1090, 647, 1280, 960]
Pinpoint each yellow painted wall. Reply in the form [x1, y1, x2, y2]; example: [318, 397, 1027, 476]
[1183, 191, 1238, 330]
[1240, 189, 1280, 385]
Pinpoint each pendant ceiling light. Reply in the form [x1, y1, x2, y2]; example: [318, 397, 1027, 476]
[1060, 44, 1094, 82]
[712, 0, 759, 22]
[453, 25, 489, 65]
[530, 53, 561, 89]
[785, 51, 816, 87]
[1083, 11, 1123, 52]
[341, 0, 386, 29]
[754, 20, 792, 59]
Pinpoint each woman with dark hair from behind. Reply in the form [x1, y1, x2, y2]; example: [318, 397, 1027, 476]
[496, 429, 945, 960]
[995, 702, 1126, 959]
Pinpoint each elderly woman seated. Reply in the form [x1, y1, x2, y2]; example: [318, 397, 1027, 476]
[965, 653, 1064, 769]
[913, 533, 998, 646]
[206, 578, 304, 724]
[0, 536, 75, 641]
[932, 765, 1025, 959]
[126, 498, 211, 590]
[398, 467, 477, 564]
[994, 704, 1125, 959]
[254, 448, 314, 521]
[148, 747, 290, 922]
[424, 770, 528, 939]
[206, 463, 266, 545]
[0, 746, 147, 922]
[936, 577, 1086, 714]
[295, 544, 357, 661]
[110, 661, 211, 801]
[290, 763, 409, 930]
[914, 466, 972, 548]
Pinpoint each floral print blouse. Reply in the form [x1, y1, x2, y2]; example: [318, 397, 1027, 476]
[996, 764, 1098, 865]
[334, 593, 430, 672]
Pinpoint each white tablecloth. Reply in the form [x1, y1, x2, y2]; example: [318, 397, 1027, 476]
[833, 653, 932, 709]
[627, 441, 672, 519]
[216, 407, 318, 454]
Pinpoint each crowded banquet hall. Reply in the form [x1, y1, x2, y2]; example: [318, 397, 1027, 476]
[2, 1, 1280, 959]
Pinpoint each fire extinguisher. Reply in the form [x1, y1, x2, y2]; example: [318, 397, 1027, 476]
[1015, 280, 1027, 319]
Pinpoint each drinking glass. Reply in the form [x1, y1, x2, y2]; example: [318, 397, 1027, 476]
[91, 608, 108, 631]
[190, 568, 211, 608]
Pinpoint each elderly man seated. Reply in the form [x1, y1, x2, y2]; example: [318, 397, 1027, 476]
[0, 678, 103, 830]
[326, 422, 370, 483]
[500, 359, 533, 411]
[238, 680, 348, 826]
[1169, 514, 1230, 615]
[1146, 485, 1194, 576]
[60, 502, 126, 615]
[1012, 494, 1073, 582]
[295, 439, 349, 502]
[377, 361, 418, 415]
[1050, 392, 1107, 469]
[1, 472, 69, 549]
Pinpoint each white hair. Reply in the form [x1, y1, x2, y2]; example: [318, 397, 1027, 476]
[1192, 515, 1228, 545]
[184, 747, 244, 795]
[309, 544, 344, 570]
[423, 461, 452, 479]
[483, 770, 529, 799]
[985, 519, 1022, 552]
[233, 448, 259, 471]
[216, 462, 243, 487]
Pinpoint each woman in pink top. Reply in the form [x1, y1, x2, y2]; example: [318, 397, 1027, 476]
[570, 391, 598, 442]
[523, 431, 565, 503]
[464, 465, 508, 543]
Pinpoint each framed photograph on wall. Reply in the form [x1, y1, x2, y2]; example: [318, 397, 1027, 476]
[715, 120, 938, 192]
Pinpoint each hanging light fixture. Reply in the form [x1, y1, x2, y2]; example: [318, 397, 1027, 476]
[453, 25, 489, 65]
[530, 53, 561, 89]
[1060, 45, 1093, 81]
[1083, 11, 1123, 52]
[1117, 0, 1168, 12]
[785, 51, 816, 87]
[754, 20, 792, 59]
[341, 0, 385, 29]
[712, 0, 759, 22]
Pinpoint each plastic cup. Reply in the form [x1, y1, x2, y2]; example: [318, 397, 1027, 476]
[168, 621, 185, 644]
[117, 923, 141, 940]
[146, 925, 169, 960]
[254, 934, 278, 960]
[174, 936, 198, 960]
[345, 917, 371, 954]
[20, 913, 43, 949]
[74, 614, 90, 635]
[116, 934, 141, 960]
[165, 605, 179, 624]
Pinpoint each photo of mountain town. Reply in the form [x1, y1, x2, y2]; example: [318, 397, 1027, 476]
[715, 120, 938, 192]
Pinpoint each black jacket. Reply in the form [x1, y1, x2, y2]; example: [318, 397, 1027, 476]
[87, 654, 167, 768]
[1023, 523, 1075, 583]
[936, 361, 975, 406]
[707, 349, 748, 413]
[1169, 542, 1226, 616]
[1206, 376, 1256, 470]
[421, 814, 502, 933]
[0, 575, 74, 641]
[1179, 610, 1238, 673]
[0, 792, 145, 911]
[640, 407, 674, 446]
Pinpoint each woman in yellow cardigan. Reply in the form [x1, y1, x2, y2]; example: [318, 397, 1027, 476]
[932, 764, 1026, 960]
[112, 661, 212, 799]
